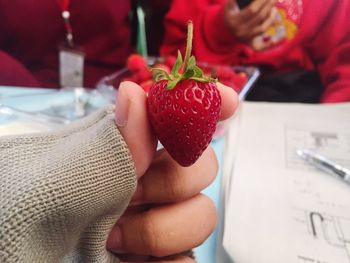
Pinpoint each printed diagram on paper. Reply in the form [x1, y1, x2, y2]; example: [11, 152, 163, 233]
[222, 102, 350, 263]
[285, 126, 350, 171]
[286, 126, 350, 262]
[292, 208, 350, 263]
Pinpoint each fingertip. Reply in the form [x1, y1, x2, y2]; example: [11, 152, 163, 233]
[216, 82, 239, 120]
[195, 146, 218, 185]
[119, 81, 147, 100]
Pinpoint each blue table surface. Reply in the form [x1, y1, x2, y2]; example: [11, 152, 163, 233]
[0, 86, 54, 97]
[0, 86, 225, 263]
[196, 137, 224, 263]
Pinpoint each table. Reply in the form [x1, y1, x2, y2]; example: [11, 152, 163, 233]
[0, 86, 225, 262]
[195, 137, 225, 263]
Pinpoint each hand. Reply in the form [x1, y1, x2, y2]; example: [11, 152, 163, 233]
[224, 0, 277, 44]
[107, 81, 238, 262]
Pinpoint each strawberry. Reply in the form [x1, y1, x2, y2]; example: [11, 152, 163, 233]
[126, 53, 148, 73]
[152, 63, 171, 82]
[164, 55, 177, 68]
[137, 67, 152, 82]
[232, 72, 248, 92]
[216, 66, 236, 81]
[153, 63, 171, 74]
[147, 21, 222, 166]
[140, 79, 154, 93]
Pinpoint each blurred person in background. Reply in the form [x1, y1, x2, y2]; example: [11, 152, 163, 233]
[0, 0, 170, 89]
[161, 0, 350, 103]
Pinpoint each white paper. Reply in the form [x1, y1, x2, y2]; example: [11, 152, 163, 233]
[222, 102, 350, 263]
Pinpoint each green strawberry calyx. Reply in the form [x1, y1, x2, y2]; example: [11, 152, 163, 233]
[152, 21, 217, 90]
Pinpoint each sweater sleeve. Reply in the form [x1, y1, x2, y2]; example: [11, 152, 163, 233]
[0, 107, 137, 263]
[160, 0, 244, 65]
[304, 0, 350, 103]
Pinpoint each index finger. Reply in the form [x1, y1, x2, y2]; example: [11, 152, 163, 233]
[239, 0, 275, 22]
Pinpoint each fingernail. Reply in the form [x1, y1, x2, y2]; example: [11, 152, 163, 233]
[115, 82, 130, 127]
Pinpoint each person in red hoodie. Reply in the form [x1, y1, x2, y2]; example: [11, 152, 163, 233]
[0, 0, 134, 88]
[0, 0, 169, 88]
[0, 0, 170, 89]
[160, 0, 350, 103]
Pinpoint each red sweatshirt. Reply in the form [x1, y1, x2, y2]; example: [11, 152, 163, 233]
[0, 0, 132, 88]
[160, 0, 350, 103]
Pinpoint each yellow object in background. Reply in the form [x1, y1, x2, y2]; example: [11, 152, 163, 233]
[280, 8, 298, 40]
[251, 7, 298, 51]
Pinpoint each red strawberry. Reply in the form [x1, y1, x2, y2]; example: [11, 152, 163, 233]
[137, 67, 152, 82]
[232, 72, 248, 92]
[140, 79, 154, 93]
[216, 66, 236, 81]
[151, 63, 171, 81]
[153, 63, 171, 74]
[147, 21, 222, 166]
[148, 79, 221, 166]
[126, 53, 147, 73]
[164, 55, 177, 68]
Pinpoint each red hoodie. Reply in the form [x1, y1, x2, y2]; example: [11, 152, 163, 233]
[0, 0, 132, 88]
[160, 0, 350, 103]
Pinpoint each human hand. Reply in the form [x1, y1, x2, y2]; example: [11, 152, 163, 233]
[106, 81, 238, 261]
[224, 0, 277, 44]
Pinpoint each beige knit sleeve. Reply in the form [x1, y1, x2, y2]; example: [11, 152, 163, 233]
[0, 106, 137, 263]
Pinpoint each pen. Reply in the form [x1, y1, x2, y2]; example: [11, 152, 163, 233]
[296, 148, 350, 185]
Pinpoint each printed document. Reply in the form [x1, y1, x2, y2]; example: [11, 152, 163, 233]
[222, 102, 350, 263]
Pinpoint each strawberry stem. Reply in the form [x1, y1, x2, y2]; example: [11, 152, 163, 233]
[154, 20, 216, 90]
[182, 21, 193, 73]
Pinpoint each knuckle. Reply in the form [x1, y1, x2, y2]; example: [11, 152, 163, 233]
[185, 195, 217, 248]
[198, 194, 217, 228]
[182, 258, 196, 263]
[165, 161, 187, 200]
[236, 29, 245, 39]
[261, 18, 274, 31]
[209, 147, 219, 175]
[200, 193, 216, 211]
[168, 171, 186, 200]
[247, 5, 258, 15]
[198, 194, 217, 231]
[140, 211, 164, 257]
[259, 23, 269, 32]
[198, 146, 218, 181]
[256, 13, 266, 24]
[254, 25, 266, 35]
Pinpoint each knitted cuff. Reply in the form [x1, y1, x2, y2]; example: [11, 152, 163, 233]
[0, 106, 136, 263]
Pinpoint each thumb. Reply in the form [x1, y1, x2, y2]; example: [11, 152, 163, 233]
[115, 81, 157, 179]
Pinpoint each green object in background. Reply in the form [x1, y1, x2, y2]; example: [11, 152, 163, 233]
[136, 6, 148, 57]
